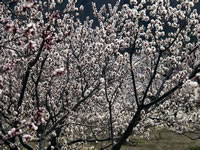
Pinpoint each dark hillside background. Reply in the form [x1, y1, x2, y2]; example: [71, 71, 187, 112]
[6, 0, 200, 25]
[71, 0, 200, 20]
[59, 0, 130, 25]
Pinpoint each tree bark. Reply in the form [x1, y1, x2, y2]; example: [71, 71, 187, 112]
[109, 102, 114, 146]
[39, 135, 45, 150]
[111, 109, 141, 150]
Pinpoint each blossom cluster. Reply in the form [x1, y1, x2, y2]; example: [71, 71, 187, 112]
[0, 0, 200, 149]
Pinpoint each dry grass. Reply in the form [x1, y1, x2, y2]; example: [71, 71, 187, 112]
[2, 129, 200, 150]
[83, 129, 200, 150]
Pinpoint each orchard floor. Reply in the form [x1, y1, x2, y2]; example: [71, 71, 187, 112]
[83, 130, 200, 150]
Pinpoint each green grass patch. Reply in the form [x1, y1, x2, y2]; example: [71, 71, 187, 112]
[190, 147, 200, 150]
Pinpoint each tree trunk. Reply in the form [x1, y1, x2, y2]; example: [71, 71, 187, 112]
[111, 109, 141, 150]
[109, 102, 114, 146]
[47, 128, 61, 150]
[39, 135, 45, 150]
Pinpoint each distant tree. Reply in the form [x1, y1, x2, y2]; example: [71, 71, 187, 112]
[0, 0, 200, 150]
